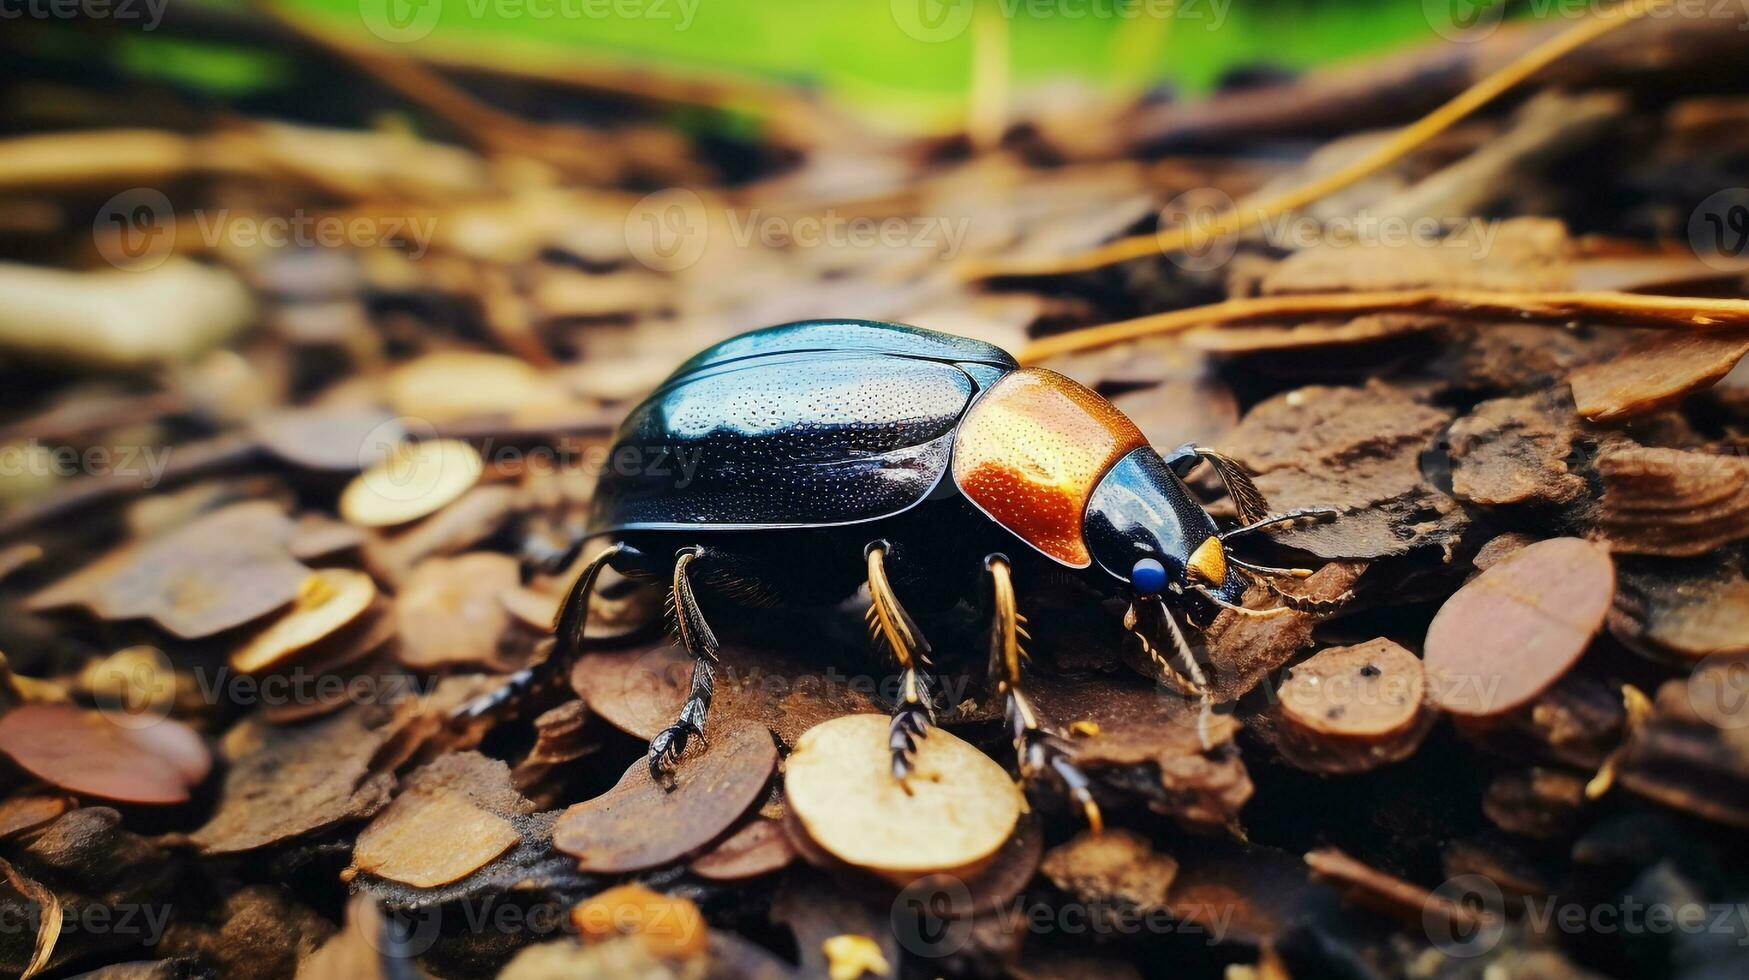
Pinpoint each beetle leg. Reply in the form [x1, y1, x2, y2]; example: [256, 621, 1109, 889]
[649, 547, 720, 786]
[864, 541, 935, 782]
[987, 556, 1102, 833]
[1124, 599, 1216, 751]
[450, 541, 627, 724]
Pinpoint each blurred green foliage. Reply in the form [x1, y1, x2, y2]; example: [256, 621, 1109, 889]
[132, 0, 1455, 127]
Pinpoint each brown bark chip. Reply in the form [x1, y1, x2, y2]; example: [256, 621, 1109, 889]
[394, 551, 519, 669]
[553, 722, 776, 873]
[1278, 638, 1426, 739]
[1448, 392, 1586, 506]
[687, 816, 796, 882]
[1590, 445, 1749, 557]
[1040, 828, 1178, 913]
[1424, 537, 1615, 718]
[1610, 555, 1749, 662]
[189, 705, 422, 853]
[1217, 382, 1463, 559]
[350, 752, 530, 888]
[1570, 328, 1749, 421]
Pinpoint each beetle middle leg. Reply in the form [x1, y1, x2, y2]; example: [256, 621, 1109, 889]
[649, 546, 720, 785]
[986, 555, 1102, 832]
[864, 541, 935, 781]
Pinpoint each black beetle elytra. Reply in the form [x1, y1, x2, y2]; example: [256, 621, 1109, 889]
[458, 319, 1349, 829]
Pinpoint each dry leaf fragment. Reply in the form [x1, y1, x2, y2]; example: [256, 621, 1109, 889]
[0, 794, 73, 840]
[553, 722, 776, 873]
[1424, 537, 1614, 718]
[1258, 217, 1573, 296]
[362, 484, 517, 585]
[1447, 392, 1586, 506]
[231, 569, 377, 673]
[0, 857, 60, 979]
[1025, 674, 1253, 827]
[251, 406, 403, 472]
[0, 705, 209, 805]
[1610, 555, 1749, 662]
[1590, 445, 1749, 556]
[385, 351, 553, 423]
[1618, 659, 1749, 827]
[1278, 638, 1426, 740]
[1217, 382, 1462, 559]
[28, 501, 313, 639]
[341, 439, 484, 528]
[570, 883, 708, 959]
[1570, 329, 1749, 421]
[1200, 561, 1369, 703]
[1040, 828, 1178, 913]
[687, 817, 796, 881]
[785, 714, 1021, 880]
[350, 752, 529, 888]
[571, 641, 880, 749]
[189, 705, 420, 853]
[394, 552, 518, 670]
[1272, 638, 1434, 773]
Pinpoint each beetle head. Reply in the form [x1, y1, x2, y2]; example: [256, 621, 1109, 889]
[1083, 447, 1244, 607]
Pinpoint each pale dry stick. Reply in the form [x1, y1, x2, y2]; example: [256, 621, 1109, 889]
[960, 0, 1678, 280]
[966, 4, 1012, 154]
[1017, 289, 1749, 364]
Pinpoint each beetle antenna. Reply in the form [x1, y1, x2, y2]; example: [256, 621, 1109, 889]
[1153, 601, 1216, 751]
[1225, 555, 1314, 579]
[1191, 583, 1294, 618]
[1218, 507, 1339, 542]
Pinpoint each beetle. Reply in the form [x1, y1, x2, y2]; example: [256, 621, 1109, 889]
[458, 319, 1347, 828]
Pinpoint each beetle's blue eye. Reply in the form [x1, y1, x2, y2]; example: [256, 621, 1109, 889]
[1130, 558, 1167, 595]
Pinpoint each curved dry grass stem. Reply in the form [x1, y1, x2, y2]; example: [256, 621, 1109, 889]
[962, 0, 1677, 281]
[1017, 289, 1749, 363]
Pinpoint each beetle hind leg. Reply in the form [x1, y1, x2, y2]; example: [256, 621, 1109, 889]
[649, 547, 720, 786]
[987, 556, 1102, 833]
[864, 542, 936, 781]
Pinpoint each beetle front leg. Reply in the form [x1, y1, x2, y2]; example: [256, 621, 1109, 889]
[986, 556, 1102, 833]
[649, 547, 720, 785]
[451, 541, 628, 724]
[864, 541, 935, 781]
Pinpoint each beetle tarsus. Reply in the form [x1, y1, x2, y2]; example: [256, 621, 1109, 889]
[988, 557, 1103, 832]
[449, 541, 625, 725]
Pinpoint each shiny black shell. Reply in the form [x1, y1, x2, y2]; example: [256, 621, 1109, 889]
[590, 320, 1017, 533]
